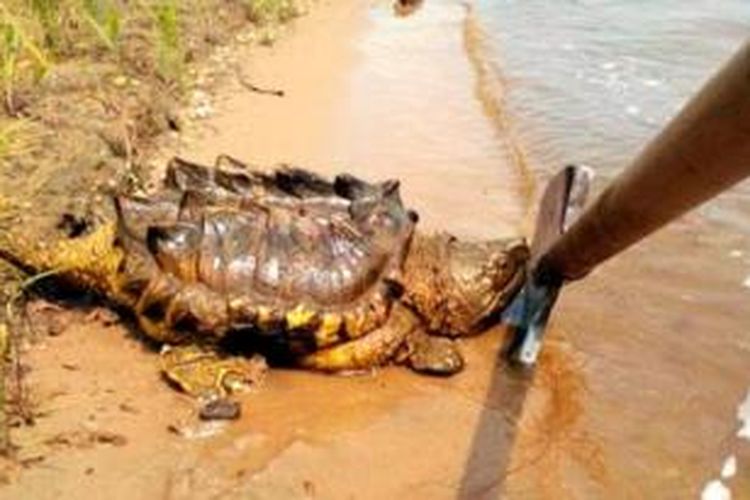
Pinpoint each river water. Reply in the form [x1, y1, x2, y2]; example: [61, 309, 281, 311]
[332, 0, 750, 497]
[474, 0, 750, 232]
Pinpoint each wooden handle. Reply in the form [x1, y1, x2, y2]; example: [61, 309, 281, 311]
[538, 40, 750, 282]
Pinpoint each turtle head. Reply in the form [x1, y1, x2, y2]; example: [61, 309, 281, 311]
[406, 235, 529, 335]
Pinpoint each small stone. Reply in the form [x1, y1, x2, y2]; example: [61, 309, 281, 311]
[94, 430, 128, 447]
[118, 402, 139, 414]
[303, 479, 316, 497]
[167, 420, 227, 439]
[192, 89, 208, 102]
[112, 75, 128, 88]
[236, 32, 255, 44]
[193, 103, 214, 119]
[199, 398, 241, 421]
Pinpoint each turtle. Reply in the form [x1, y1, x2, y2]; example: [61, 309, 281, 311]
[0, 156, 528, 409]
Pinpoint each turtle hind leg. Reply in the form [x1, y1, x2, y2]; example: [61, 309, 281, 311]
[296, 303, 465, 376]
[405, 331, 464, 376]
[297, 302, 417, 373]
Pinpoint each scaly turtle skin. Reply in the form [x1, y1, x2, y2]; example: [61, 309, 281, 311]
[0, 156, 528, 403]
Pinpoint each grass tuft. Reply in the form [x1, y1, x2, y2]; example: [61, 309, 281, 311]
[152, 0, 184, 84]
[245, 0, 298, 25]
[81, 0, 123, 50]
[0, 8, 51, 113]
[29, 0, 62, 51]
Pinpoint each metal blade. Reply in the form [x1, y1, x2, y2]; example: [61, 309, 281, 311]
[504, 165, 593, 366]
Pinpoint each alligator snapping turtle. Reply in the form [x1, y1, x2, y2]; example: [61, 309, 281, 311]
[0, 156, 528, 405]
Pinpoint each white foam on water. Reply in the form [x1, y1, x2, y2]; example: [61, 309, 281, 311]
[626, 105, 640, 116]
[699, 388, 750, 500]
[701, 480, 731, 500]
[721, 455, 737, 479]
[738, 389, 750, 440]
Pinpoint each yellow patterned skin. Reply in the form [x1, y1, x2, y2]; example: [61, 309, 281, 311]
[0, 222, 126, 302]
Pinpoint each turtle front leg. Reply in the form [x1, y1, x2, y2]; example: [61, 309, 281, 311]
[403, 331, 464, 376]
[297, 302, 464, 376]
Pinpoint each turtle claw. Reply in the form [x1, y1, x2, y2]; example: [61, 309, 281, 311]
[406, 335, 465, 376]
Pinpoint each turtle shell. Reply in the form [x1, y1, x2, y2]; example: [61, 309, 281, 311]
[111, 156, 417, 355]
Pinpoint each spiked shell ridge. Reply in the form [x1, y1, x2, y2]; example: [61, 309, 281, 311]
[111, 156, 418, 354]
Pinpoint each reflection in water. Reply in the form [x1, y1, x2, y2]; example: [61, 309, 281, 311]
[458, 335, 531, 498]
[459, 330, 609, 498]
[506, 338, 608, 497]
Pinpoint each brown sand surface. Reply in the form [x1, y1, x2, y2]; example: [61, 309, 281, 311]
[3, 0, 750, 498]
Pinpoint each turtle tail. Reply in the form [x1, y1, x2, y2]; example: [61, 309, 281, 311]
[0, 221, 124, 297]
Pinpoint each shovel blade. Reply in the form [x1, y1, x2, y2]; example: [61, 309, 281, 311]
[504, 165, 594, 366]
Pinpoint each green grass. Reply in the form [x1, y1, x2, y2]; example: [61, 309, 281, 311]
[0, 8, 51, 113]
[151, 0, 183, 84]
[245, 0, 298, 25]
[0, 0, 300, 113]
[81, 0, 123, 50]
[26, 0, 123, 54]
[29, 0, 62, 51]
[244, 0, 298, 46]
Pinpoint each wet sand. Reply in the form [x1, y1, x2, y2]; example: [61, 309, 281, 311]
[4, 0, 750, 498]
